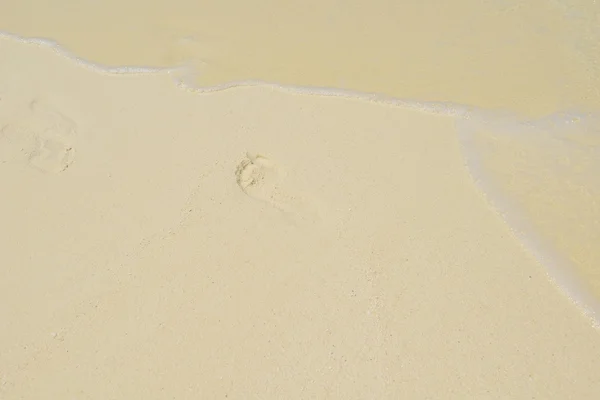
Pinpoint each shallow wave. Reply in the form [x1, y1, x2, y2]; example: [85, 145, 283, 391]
[458, 113, 600, 327]
[2, 30, 599, 327]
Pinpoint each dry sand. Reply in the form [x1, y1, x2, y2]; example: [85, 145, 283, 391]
[1, 0, 600, 398]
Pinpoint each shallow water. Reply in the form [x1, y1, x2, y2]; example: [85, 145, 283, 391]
[0, 0, 599, 323]
[1, 0, 599, 115]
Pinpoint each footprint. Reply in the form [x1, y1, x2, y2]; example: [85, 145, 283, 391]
[235, 153, 322, 224]
[0, 100, 76, 173]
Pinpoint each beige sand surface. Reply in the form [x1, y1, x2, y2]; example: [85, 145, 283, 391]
[1, 35, 600, 399]
[2, 0, 599, 304]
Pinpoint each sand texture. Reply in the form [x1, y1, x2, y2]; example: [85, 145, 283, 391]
[2, 0, 600, 398]
[1, 35, 599, 399]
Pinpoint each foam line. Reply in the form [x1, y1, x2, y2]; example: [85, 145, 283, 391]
[457, 115, 600, 328]
[2, 30, 477, 119]
[0, 31, 179, 75]
[171, 68, 475, 118]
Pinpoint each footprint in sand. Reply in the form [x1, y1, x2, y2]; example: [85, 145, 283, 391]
[235, 153, 322, 224]
[0, 100, 76, 173]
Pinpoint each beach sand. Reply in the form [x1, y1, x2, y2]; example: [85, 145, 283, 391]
[1, 0, 600, 398]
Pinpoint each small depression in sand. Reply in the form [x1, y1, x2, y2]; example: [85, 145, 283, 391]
[0, 99, 76, 173]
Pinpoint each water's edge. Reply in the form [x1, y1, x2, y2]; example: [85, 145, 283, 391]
[2, 30, 598, 327]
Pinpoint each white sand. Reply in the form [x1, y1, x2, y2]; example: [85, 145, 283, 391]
[1, 35, 600, 399]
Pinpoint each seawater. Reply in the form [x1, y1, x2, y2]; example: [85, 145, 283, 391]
[458, 112, 600, 326]
[2, 0, 599, 116]
[0, 17, 599, 328]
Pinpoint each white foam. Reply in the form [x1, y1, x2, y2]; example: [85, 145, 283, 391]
[171, 67, 475, 118]
[0, 31, 179, 75]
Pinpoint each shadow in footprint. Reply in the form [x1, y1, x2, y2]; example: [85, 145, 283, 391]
[235, 152, 323, 226]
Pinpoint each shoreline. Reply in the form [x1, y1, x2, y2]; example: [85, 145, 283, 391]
[2, 1, 599, 117]
[2, 33, 599, 325]
[1, 21, 600, 398]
